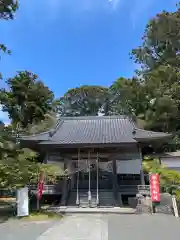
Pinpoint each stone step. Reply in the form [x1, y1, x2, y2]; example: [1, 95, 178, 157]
[99, 191, 117, 206]
[52, 206, 136, 214]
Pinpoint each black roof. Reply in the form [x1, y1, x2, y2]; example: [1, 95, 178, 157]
[21, 116, 171, 146]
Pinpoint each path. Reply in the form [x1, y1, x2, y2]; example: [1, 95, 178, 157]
[37, 213, 180, 240]
[1, 214, 180, 239]
[37, 214, 108, 240]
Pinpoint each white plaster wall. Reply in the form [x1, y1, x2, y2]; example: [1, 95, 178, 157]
[116, 159, 141, 174]
[161, 157, 180, 169]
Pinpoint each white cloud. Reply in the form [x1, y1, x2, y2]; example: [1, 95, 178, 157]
[130, 0, 154, 29]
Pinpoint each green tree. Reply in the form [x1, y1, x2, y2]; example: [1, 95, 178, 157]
[0, 71, 54, 129]
[108, 77, 146, 118]
[131, 3, 180, 72]
[0, 1, 19, 78]
[0, 147, 63, 189]
[57, 85, 109, 116]
[0, 0, 18, 20]
[0, 118, 63, 190]
[130, 4, 180, 135]
[24, 112, 57, 135]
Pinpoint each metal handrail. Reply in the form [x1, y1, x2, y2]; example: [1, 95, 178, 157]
[137, 185, 150, 191]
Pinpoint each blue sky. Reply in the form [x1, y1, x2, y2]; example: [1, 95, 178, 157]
[0, 0, 178, 124]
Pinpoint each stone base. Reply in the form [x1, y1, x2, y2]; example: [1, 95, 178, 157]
[49, 206, 136, 214]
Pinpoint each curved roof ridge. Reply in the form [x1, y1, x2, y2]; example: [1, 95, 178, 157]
[48, 119, 64, 138]
[57, 115, 129, 121]
[21, 129, 51, 139]
[135, 127, 170, 134]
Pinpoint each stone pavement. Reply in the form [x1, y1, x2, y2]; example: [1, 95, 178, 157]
[37, 214, 108, 240]
[1, 213, 180, 240]
[0, 219, 58, 240]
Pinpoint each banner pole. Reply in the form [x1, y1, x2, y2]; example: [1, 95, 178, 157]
[149, 172, 153, 214]
[37, 197, 39, 211]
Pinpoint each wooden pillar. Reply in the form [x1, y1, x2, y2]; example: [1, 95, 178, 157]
[60, 158, 69, 206]
[138, 144, 145, 185]
[112, 158, 118, 200]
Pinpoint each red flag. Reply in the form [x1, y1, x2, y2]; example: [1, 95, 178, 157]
[150, 173, 160, 202]
[37, 173, 44, 200]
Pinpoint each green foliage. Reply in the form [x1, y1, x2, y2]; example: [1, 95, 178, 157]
[0, 146, 63, 189]
[57, 85, 109, 116]
[143, 158, 180, 198]
[128, 4, 180, 135]
[109, 77, 146, 117]
[0, 44, 11, 78]
[0, 124, 63, 189]
[24, 112, 57, 135]
[0, 0, 18, 20]
[131, 4, 180, 72]
[0, 71, 54, 128]
[0, 1, 18, 78]
[0, 146, 37, 189]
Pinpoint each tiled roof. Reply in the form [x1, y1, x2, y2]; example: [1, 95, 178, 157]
[21, 115, 171, 145]
[20, 131, 50, 141]
[133, 129, 171, 140]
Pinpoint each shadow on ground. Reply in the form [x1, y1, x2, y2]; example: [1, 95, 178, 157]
[0, 198, 17, 223]
[0, 206, 16, 223]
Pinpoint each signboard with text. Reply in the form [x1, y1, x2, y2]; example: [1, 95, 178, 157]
[150, 173, 160, 202]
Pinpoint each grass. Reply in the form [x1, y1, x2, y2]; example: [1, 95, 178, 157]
[0, 198, 62, 222]
[20, 209, 62, 221]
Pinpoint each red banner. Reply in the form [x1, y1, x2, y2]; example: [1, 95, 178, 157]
[37, 173, 44, 200]
[150, 173, 160, 202]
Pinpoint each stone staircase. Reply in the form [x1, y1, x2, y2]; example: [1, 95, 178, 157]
[79, 191, 97, 208]
[99, 190, 117, 207]
[67, 190, 77, 206]
[67, 190, 118, 208]
[67, 190, 98, 207]
[79, 191, 88, 207]
[90, 191, 98, 208]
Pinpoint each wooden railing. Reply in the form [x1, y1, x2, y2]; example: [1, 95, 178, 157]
[29, 183, 63, 195]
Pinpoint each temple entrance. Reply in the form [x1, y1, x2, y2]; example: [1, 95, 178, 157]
[74, 160, 113, 190]
[76, 167, 113, 190]
[72, 158, 115, 207]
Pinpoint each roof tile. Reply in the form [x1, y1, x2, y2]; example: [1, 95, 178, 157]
[21, 116, 171, 145]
